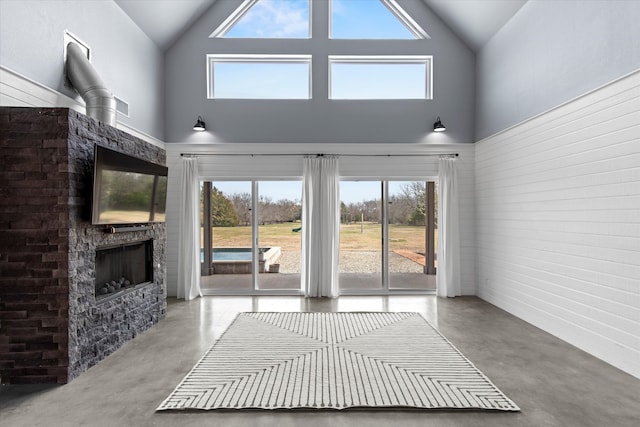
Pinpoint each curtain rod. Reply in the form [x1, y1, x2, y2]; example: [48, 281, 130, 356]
[180, 153, 459, 157]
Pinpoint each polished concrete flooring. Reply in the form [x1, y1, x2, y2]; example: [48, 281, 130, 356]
[1, 296, 639, 427]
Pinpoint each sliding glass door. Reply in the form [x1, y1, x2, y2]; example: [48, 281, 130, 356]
[200, 177, 434, 294]
[339, 179, 436, 293]
[200, 179, 302, 294]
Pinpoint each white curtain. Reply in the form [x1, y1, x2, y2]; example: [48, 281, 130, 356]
[437, 156, 461, 297]
[177, 156, 201, 301]
[301, 156, 340, 298]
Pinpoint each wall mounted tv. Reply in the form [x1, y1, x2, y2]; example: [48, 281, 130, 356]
[92, 145, 168, 225]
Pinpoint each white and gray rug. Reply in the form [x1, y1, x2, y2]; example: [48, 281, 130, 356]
[157, 312, 519, 411]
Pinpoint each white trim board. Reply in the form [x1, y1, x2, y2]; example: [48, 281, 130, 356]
[0, 65, 165, 149]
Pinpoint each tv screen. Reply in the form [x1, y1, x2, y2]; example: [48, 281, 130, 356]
[92, 145, 168, 225]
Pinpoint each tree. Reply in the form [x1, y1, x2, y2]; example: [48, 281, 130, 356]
[407, 206, 425, 225]
[362, 199, 382, 223]
[258, 196, 301, 224]
[258, 195, 274, 225]
[230, 192, 251, 226]
[387, 194, 412, 224]
[400, 182, 426, 225]
[211, 187, 238, 226]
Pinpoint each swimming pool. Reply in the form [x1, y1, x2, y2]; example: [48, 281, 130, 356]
[213, 248, 253, 261]
[200, 248, 267, 262]
[201, 247, 281, 274]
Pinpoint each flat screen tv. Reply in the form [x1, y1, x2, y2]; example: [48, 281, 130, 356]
[92, 145, 168, 225]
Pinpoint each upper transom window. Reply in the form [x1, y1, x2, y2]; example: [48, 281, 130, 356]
[207, 55, 312, 99]
[331, 0, 428, 39]
[211, 0, 311, 39]
[329, 56, 432, 99]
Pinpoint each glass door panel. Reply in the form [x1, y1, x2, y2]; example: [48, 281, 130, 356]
[339, 181, 383, 291]
[201, 181, 253, 292]
[388, 181, 435, 290]
[388, 181, 429, 290]
[256, 181, 302, 291]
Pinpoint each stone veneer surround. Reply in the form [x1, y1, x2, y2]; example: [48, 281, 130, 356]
[0, 108, 166, 384]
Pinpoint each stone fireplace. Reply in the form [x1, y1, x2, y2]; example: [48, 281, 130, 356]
[0, 108, 167, 384]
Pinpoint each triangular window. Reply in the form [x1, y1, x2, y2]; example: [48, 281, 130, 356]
[331, 0, 428, 39]
[211, 0, 310, 39]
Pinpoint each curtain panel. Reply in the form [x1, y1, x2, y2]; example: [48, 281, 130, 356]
[301, 156, 340, 298]
[437, 157, 462, 297]
[177, 157, 202, 300]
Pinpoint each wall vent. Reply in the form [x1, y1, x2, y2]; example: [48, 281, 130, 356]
[114, 96, 129, 117]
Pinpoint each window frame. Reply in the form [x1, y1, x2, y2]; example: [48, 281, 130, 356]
[328, 55, 433, 100]
[207, 54, 313, 100]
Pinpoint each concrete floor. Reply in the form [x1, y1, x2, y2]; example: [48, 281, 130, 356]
[1, 296, 639, 427]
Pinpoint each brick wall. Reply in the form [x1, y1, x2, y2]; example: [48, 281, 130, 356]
[0, 108, 70, 383]
[0, 108, 167, 384]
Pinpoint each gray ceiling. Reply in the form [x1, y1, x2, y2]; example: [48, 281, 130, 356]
[115, 0, 527, 52]
[423, 0, 527, 51]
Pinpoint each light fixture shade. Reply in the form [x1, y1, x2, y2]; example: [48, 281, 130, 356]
[433, 116, 446, 132]
[193, 116, 206, 131]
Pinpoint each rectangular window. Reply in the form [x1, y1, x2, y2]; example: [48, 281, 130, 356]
[207, 55, 312, 99]
[329, 55, 432, 100]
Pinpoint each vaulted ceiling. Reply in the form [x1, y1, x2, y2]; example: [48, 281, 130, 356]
[115, 0, 527, 52]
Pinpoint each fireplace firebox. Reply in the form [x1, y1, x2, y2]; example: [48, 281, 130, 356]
[95, 240, 153, 300]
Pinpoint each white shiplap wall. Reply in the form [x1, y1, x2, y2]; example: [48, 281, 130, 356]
[165, 143, 475, 296]
[475, 70, 640, 379]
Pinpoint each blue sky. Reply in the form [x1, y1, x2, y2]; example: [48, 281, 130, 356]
[331, 62, 425, 99]
[225, 0, 309, 38]
[331, 0, 415, 39]
[214, 62, 309, 99]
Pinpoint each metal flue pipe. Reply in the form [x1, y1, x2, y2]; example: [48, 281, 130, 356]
[65, 42, 116, 126]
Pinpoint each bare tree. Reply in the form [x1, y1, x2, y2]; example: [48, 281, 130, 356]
[399, 182, 426, 225]
[275, 199, 300, 223]
[258, 195, 274, 225]
[344, 200, 381, 224]
[342, 182, 429, 226]
[387, 193, 413, 224]
[230, 192, 251, 226]
[258, 196, 301, 225]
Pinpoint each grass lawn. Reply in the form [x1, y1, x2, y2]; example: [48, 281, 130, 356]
[209, 222, 436, 252]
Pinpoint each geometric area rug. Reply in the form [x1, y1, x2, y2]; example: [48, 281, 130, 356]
[157, 312, 520, 411]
